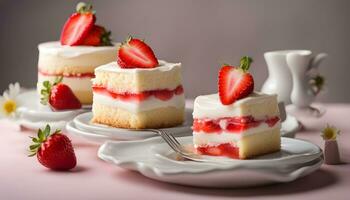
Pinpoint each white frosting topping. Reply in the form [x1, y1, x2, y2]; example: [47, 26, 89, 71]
[93, 93, 185, 113]
[38, 41, 119, 58]
[95, 60, 181, 73]
[193, 122, 281, 146]
[193, 92, 278, 119]
[37, 73, 92, 91]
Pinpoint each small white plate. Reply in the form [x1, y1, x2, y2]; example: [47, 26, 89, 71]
[151, 136, 322, 167]
[19, 118, 69, 131]
[17, 90, 90, 122]
[66, 121, 111, 143]
[98, 136, 323, 188]
[66, 120, 191, 143]
[72, 110, 193, 141]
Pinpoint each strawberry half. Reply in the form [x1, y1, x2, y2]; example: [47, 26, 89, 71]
[117, 36, 159, 68]
[218, 56, 254, 105]
[29, 125, 77, 171]
[82, 25, 112, 46]
[60, 2, 95, 46]
[40, 77, 82, 110]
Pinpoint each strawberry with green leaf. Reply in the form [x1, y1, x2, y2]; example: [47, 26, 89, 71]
[60, 2, 96, 46]
[60, 2, 113, 46]
[29, 125, 77, 171]
[218, 56, 255, 105]
[82, 25, 112, 46]
[40, 77, 82, 110]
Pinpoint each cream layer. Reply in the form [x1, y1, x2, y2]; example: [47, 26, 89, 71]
[93, 60, 182, 93]
[93, 92, 185, 113]
[38, 41, 118, 69]
[193, 122, 281, 146]
[193, 92, 279, 120]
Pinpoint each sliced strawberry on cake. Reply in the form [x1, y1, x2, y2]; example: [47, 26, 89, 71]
[60, 2, 96, 46]
[82, 25, 112, 46]
[218, 56, 254, 105]
[117, 36, 159, 68]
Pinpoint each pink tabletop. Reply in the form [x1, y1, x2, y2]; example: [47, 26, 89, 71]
[1, 103, 349, 200]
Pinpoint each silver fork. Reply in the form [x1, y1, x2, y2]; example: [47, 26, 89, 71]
[148, 129, 205, 162]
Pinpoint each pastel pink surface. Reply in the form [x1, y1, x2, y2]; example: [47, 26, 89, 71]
[1, 103, 350, 200]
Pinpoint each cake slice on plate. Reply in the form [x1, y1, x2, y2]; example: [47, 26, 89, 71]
[192, 57, 281, 159]
[92, 37, 185, 129]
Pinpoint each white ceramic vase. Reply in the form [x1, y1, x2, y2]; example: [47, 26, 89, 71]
[262, 50, 327, 108]
[261, 51, 294, 104]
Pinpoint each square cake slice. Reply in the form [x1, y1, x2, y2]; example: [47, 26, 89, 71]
[192, 92, 281, 159]
[92, 60, 185, 129]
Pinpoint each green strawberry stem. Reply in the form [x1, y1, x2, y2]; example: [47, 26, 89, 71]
[40, 76, 63, 105]
[121, 35, 144, 46]
[240, 56, 253, 72]
[101, 30, 112, 46]
[76, 2, 94, 14]
[28, 125, 61, 157]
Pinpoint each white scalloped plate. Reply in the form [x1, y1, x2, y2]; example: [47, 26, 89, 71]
[98, 136, 323, 188]
[19, 118, 69, 131]
[72, 110, 193, 141]
[66, 120, 192, 143]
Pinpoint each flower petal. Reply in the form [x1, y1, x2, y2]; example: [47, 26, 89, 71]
[8, 83, 19, 99]
[3, 91, 10, 100]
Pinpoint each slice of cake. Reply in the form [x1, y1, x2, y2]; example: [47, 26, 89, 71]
[92, 37, 185, 129]
[37, 2, 117, 105]
[192, 56, 281, 159]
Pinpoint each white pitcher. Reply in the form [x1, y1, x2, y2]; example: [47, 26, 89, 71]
[262, 50, 327, 108]
[261, 50, 294, 104]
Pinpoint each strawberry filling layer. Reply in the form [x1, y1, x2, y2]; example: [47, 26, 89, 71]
[92, 85, 184, 102]
[38, 70, 95, 78]
[196, 143, 239, 159]
[192, 116, 280, 133]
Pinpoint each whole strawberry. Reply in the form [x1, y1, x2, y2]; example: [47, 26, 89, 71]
[82, 25, 112, 46]
[218, 56, 254, 105]
[40, 77, 82, 110]
[29, 125, 77, 171]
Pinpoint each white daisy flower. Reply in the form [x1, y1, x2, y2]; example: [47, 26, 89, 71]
[0, 82, 21, 118]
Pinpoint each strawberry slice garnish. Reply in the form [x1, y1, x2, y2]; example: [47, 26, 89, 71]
[218, 56, 254, 105]
[40, 77, 82, 110]
[117, 36, 159, 68]
[29, 125, 77, 171]
[60, 2, 95, 46]
[82, 25, 112, 46]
